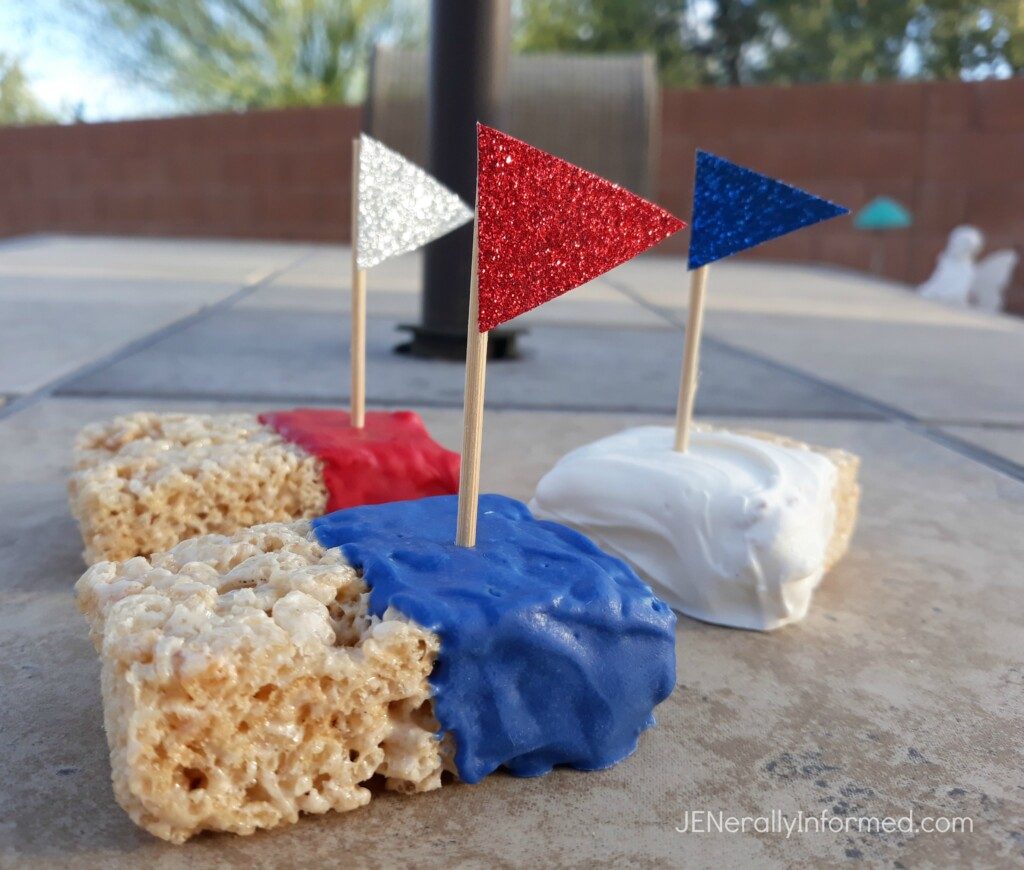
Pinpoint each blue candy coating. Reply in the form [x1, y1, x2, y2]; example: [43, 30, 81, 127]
[312, 494, 677, 784]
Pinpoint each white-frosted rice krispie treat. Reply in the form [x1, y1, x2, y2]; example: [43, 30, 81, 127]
[69, 413, 328, 564]
[76, 521, 448, 844]
[530, 426, 861, 631]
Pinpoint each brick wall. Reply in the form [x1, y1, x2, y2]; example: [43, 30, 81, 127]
[658, 78, 1024, 311]
[0, 78, 1021, 309]
[0, 106, 361, 242]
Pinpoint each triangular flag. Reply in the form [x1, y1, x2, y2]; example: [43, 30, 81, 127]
[476, 124, 685, 332]
[356, 134, 474, 270]
[688, 150, 848, 270]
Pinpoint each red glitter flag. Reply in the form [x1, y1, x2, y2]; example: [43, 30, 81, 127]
[475, 124, 685, 332]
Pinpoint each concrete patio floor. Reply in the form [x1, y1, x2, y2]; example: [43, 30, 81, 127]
[1, 235, 1022, 867]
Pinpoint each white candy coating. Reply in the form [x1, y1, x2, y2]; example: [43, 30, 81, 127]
[530, 426, 839, 631]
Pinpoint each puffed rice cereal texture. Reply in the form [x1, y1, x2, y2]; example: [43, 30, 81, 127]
[69, 413, 328, 564]
[75, 521, 450, 843]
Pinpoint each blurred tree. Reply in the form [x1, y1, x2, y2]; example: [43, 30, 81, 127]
[518, 0, 1023, 85]
[0, 54, 56, 125]
[63, 0, 1023, 112]
[910, 0, 1023, 78]
[74, 0, 424, 110]
[698, 0, 767, 85]
[762, 0, 1023, 82]
[757, 0, 918, 83]
[516, 0, 703, 85]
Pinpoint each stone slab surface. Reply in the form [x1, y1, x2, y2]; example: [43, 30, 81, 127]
[2, 237, 1022, 867]
[239, 247, 669, 328]
[614, 255, 1024, 424]
[1, 397, 1023, 868]
[8, 237, 1021, 428]
[0, 236, 310, 394]
[59, 308, 881, 418]
[0, 235, 309, 284]
[940, 426, 1024, 468]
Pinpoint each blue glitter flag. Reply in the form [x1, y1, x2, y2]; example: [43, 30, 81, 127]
[688, 151, 848, 270]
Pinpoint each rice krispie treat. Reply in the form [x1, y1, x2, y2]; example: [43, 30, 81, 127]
[69, 409, 460, 564]
[77, 494, 676, 843]
[531, 425, 861, 631]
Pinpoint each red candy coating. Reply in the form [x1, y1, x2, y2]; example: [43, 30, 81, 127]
[258, 409, 460, 512]
[475, 124, 685, 332]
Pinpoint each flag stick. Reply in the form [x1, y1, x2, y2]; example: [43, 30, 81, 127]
[350, 136, 367, 429]
[673, 264, 709, 452]
[456, 223, 487, 547]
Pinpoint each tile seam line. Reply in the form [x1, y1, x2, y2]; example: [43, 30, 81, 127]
[908, 426, 1024, 484]
[915, 419, 1024, 430]
[598, 274, 1024, 484]
[598, 274, 914, 420]
[0, 248, 317, 423]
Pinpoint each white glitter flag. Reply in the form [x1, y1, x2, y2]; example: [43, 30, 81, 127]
[356, 134, 474, 270]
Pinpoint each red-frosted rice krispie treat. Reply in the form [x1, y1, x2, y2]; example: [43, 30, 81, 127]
[69, 409, 460, 563]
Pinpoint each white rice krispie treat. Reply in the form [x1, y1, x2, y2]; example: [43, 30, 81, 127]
[530, 425, 861, 631]
[69, 413, 328, 564]
[76, 521, 449, 843]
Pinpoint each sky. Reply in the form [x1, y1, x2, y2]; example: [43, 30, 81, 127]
[0, 1, 170, 122]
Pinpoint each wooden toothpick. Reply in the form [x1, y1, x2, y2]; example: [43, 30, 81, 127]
[673, 264, 709, 452]
[350, 136, 367, 429]
[456, 224, 487, 547]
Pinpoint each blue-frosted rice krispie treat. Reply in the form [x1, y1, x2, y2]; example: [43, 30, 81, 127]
[76, 495, 676, 842]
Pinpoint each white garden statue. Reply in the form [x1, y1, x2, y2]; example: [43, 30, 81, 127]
[918, 225, 984, 307]
[918, 226, 1019, 312]
[969, 249, 1019, 313]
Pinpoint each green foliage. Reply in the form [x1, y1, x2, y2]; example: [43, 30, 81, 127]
[912, 0, 1023, 79]
[0, 53, 56, 126]
[516, 0, 703, 85]
[517, 0, 1023, 85]
[755, 0, 918, 83]
[67, 0, 1023, 112]
[75, 0, 424, 110]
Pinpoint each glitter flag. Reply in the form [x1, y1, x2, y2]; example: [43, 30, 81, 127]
[688, 150, 848, 270]
[475, 124, 685, 332]
[356, 134, 474, 270]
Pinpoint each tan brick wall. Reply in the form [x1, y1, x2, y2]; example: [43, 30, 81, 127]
[0, 78, 1021, 310]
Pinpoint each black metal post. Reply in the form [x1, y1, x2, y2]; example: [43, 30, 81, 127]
[398, 0, 517, 360]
